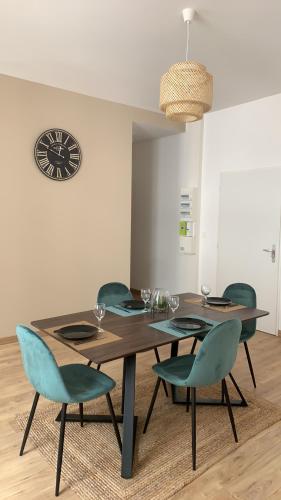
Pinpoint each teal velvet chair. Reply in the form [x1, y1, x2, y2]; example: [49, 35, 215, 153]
[88, 282, 133, 370]
[190, 283, 257, 387]
[16, 325, 121, 497]
[143, 319, 242, 470]
[97, 282, 133, 306]
[93, 282, 168, 397]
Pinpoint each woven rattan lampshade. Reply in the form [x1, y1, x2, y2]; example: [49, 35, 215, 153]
[160, 60, 213, 122]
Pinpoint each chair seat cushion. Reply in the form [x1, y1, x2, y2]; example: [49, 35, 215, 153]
[153, 354, 196, 387]
[59, 364, 115, 403]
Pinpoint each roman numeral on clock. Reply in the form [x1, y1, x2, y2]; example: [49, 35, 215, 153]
[55, 131, 62, 143]
[68, 144, 77, 151]
[56, 168, 62, 178]
[36, 151, 47, 157]
[39, 157, 49, 169]
[70, 153, 80, 160]
[69, 161, 78, 170]
[46, 164, 55, 176]
[46, 132, 54, 144]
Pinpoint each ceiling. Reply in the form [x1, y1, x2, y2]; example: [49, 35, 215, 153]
[1, 0, 281, 114]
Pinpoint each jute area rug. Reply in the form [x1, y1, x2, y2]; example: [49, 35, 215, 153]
[14, 366, 281, 500]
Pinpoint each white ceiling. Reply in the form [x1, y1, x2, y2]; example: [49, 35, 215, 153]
[1, 0, 281, 113]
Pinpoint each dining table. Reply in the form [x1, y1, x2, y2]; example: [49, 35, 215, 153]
[31, 292, 269, 479]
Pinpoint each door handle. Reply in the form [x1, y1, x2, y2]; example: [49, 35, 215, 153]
[262, 245, 276, 263]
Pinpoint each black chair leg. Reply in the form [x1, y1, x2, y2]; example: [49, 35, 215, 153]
[79, 403, 84, 427]
[97, 364, 101, 371]
[191, 387, 196, 470]
[19, 392, 40, 456]
[222, 379, 238, 443]
[87, 361, 101, 370]
[55, 403, 67, 497]
[154, 348, 168, 397]
[143, 377, 161, 434]
[186, 387, 190, 412]
[190, 338, 198, 355]
[244, 342, 256, 388]
[106, 393, 122, 453]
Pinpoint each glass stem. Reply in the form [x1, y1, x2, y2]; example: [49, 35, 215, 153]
[98, 318, 101, 331]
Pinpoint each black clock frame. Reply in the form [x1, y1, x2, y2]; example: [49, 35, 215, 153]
[34, 128, 82, 181]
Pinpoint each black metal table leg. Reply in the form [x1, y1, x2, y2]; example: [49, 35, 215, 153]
[121, 354, 137, 479]
[121, 357, 127, 415]
[170, 341, 179, 403]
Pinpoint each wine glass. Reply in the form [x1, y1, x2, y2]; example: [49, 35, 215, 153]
[201, 284, 211, 306]
[141, 288, 151, 312]
[168, 295, 180, 315]
[93, 303, 106, 332]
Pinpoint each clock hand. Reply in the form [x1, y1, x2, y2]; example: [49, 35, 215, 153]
[51, 149, 65, 159]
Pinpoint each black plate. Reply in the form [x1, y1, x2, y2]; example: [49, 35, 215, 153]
[170, 317, 207, 331]
[54, 324, 98, 340]
[206, 297, 232, 306]
[120, 299, 145, 310]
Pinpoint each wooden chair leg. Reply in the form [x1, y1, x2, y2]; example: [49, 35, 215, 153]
[97, 364, 101, 371]
[244, 342, 256, 388]
[55, 403, 67, 497]
[106, 393, 122, 453]
[190, 338, 198, 354]
[154, 348, 168, 397]
[143, 377, 161, 434]
[20, 392, 40, 456]
[79, 403, 84, 427]
[191, 387, 196, 470]
[222, 379, 238, 442]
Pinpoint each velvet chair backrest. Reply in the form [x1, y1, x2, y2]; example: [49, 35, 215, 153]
[186, 319, 242, 387]
[16, 325, 70, 402]
[97, 282, 133, 306]
[223, 283, 256, 340]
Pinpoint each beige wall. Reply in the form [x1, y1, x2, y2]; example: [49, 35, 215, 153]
[0, 74, 182, 338]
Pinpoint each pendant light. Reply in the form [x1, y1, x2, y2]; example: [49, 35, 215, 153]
[160, 8, 213, 122]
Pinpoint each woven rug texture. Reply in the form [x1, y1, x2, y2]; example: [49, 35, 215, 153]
[14, 367, 281, 500]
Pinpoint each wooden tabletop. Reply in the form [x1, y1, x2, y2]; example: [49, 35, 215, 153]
[31, 293, 269, 365]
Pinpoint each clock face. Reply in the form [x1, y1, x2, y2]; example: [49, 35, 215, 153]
[34, 129, 82, 180]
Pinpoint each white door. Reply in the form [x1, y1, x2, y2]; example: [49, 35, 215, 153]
[217, 167, 281, 335]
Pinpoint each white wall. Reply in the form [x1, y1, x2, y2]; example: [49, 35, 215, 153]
[199, 93, 281, 326]
[131, 122, 203, 294]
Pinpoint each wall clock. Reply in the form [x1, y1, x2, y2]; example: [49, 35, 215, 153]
[34, 128, 82, 181]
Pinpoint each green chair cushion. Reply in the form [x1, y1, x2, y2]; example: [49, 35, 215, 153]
[153, 354, 196, 386]
[59, 364, 115, 403]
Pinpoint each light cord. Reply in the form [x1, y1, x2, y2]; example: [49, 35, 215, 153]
[185, 20, 190, 61]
